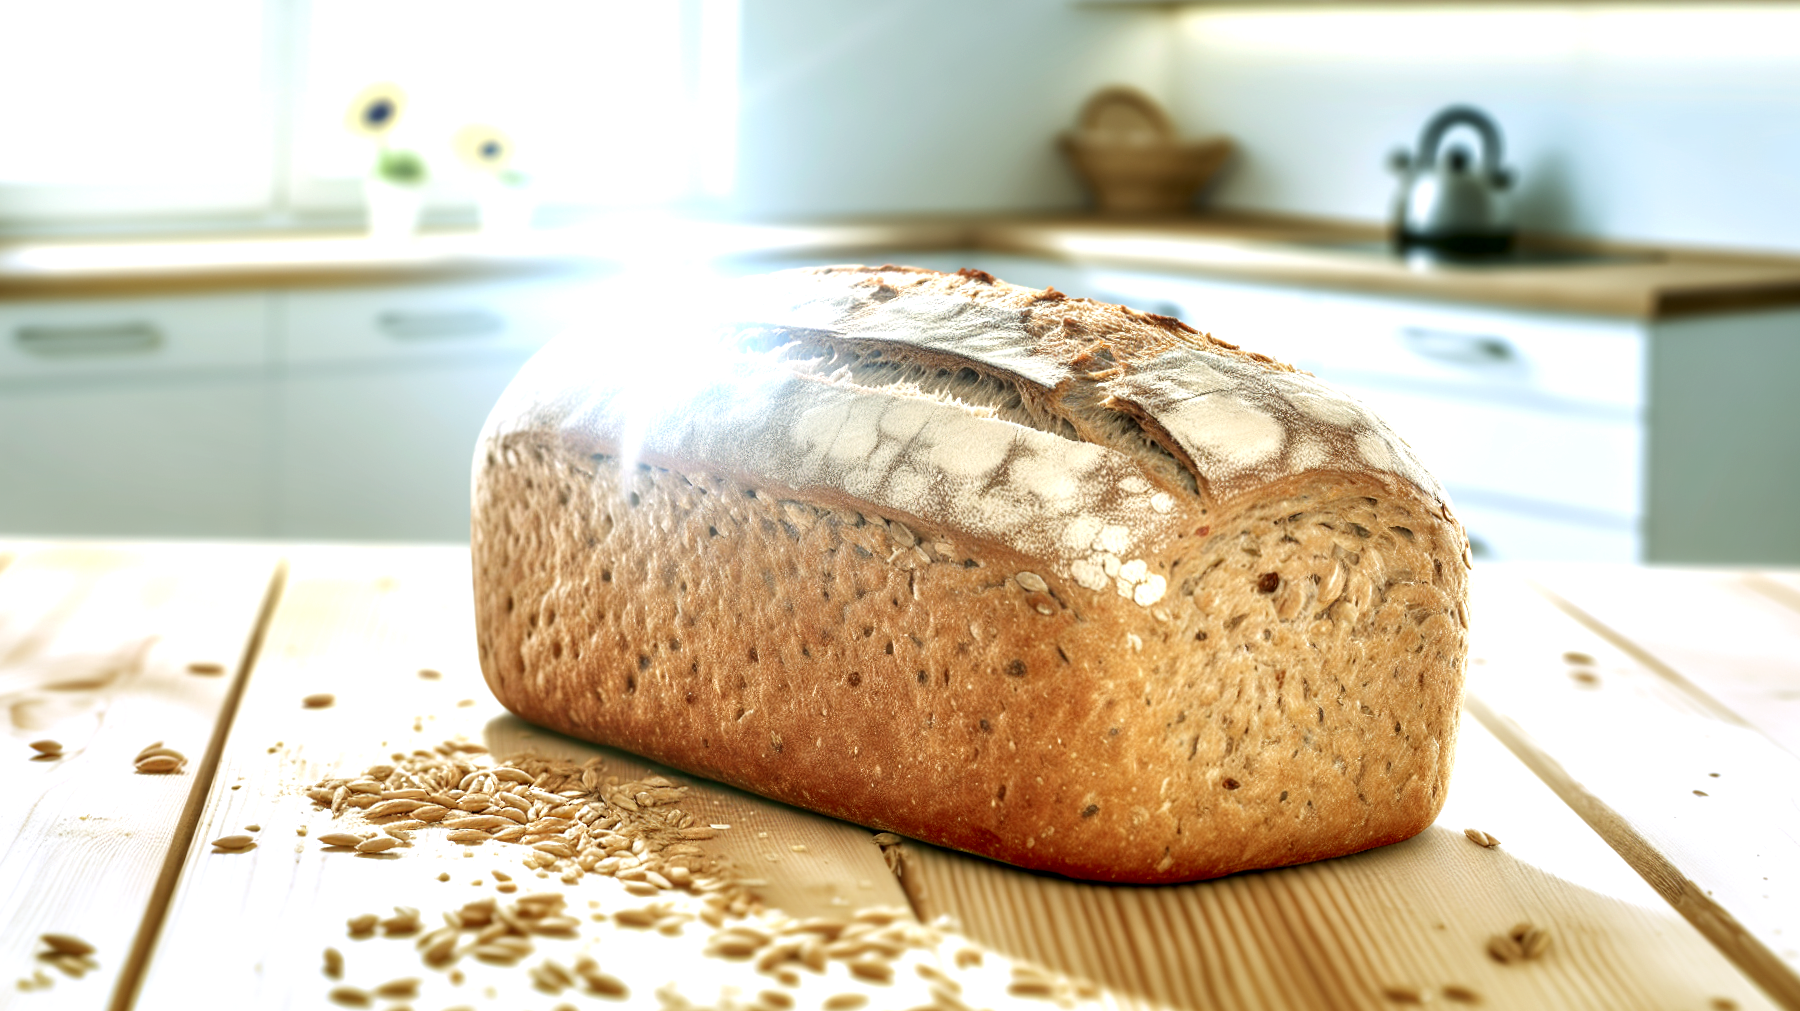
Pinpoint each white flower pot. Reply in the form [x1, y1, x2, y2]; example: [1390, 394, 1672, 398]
[364, 178, 424, 240]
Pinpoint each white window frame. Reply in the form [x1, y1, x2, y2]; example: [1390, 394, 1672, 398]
[0, 0, 739, 237]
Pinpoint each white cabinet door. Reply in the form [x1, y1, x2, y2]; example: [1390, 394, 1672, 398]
[274, 353, 530, 541]
[0, 294, 271, 537]
[0, 374, 270, 536]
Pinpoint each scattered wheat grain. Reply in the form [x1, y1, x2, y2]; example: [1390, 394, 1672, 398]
[848, 958, 894, 984]
[373, 977, 419, 998]
[135, 755, 184, 774]
[1464, 828, 1500, 849]
[39, 934, 94, 957]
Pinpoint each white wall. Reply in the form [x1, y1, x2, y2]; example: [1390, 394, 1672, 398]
[1168, 5, 1800, 255]
[731, 4, 1800, 256]
[734, 0, 1170, 218]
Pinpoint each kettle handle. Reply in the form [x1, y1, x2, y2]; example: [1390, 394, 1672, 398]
[1416, 105, 1505, 175]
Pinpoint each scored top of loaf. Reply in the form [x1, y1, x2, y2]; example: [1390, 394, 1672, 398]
[484, 264, 1445, 609]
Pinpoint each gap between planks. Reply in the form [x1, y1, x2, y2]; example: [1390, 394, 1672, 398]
[106, 561, 287, 1011]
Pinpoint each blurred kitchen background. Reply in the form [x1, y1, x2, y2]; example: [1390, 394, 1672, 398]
[2, 0, 1797, 564]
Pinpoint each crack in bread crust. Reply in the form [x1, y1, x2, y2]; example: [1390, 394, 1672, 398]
[472, 433, 1468, 883]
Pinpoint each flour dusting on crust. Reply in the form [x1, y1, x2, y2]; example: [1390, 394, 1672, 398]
[481, 264, 1446, 606]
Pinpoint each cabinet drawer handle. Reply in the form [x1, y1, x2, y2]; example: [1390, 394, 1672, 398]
[1399, 326, 1518, 368]
[377, 309, 505, 340]
[14, 321, 163, 357]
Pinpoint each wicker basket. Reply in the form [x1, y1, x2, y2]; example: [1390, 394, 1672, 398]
[1059, 87, 1232, 215]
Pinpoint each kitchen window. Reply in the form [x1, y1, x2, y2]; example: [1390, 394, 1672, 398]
[0, 0, 739, 234]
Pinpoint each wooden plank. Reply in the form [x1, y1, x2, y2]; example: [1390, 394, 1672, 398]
[1528, 564, 1800, 760]
[1466, 567, 1800, 1009]
[0, 543, 279, 1009]
[895, 707, 1772, 1011]
[133, 545, 932, 1011]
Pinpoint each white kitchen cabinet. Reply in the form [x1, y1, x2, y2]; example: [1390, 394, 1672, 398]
[272, 278, 593, 541]
[0, 278, 597, 542]
[0, 294, 272, 537]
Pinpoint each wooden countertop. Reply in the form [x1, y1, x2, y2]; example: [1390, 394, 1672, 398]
[6, 213, 1800, 320]
[3, 540, 1799, 1010]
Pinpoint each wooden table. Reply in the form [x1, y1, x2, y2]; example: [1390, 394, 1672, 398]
[3, 541, 1797, 1011]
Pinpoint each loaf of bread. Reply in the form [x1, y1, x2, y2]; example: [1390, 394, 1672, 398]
[470, 265, 1470, 883]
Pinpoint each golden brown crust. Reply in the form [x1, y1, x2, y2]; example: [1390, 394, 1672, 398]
[472, 434, 1467, 883]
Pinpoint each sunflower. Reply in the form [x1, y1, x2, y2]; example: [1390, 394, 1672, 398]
[347, 83, 407, 138]
[454, 125, 514, 174]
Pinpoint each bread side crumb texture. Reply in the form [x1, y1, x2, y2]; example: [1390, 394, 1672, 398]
[472, 265, 1471, 883]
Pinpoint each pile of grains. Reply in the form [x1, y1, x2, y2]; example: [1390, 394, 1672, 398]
[1487, 922, 1552, 964]
[302, 742, 1103, 1010]
[134, 742, 187, 775]
[305, 741, 750, 909]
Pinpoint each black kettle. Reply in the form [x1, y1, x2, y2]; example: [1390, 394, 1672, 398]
[1388, 105, 1516, 256]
